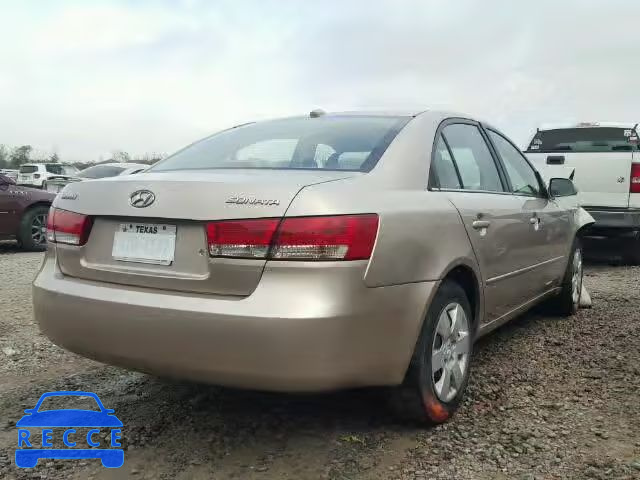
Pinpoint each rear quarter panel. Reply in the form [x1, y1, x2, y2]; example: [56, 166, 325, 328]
[286, 181, 477, 288]
[285, 110, 482, 292]
[20, 188, 55, 216]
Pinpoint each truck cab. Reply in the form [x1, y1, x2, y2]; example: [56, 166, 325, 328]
[525, 122, 640, 261]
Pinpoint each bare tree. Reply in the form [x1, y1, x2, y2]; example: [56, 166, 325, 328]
[111, 150, 131, 163]
[9, 145, 32, 168]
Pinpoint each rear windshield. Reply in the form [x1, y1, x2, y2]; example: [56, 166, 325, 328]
[45, 164, 65, 174]
[78, 165, 126, 178]
[150, 116, 410, 173]
[527, 127, 640, 153]
[19, 165, 38, 173]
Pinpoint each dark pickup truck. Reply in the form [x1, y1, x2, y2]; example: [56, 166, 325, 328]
[0, 174, 55, 250]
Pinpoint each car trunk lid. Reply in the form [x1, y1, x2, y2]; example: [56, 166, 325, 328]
[525, 126, 639, 208]
[53, 170, 357, 296]
[527, 151, 633, 207]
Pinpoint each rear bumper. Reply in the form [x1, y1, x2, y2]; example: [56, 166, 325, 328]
[33, 251, 435, 392]
[583, 207, 640, 231]
[18, 179, 44, 187]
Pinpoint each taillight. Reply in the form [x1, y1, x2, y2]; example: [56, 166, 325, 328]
[631, 163, 640, 194]
[206, 218, 280, 258]
[271, 215, 379, 260]
[46, 208, 93, 245]
[205, 215, 379, 261]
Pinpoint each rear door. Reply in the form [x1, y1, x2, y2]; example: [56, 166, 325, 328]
[526, 127, 636, 207]
[430, 120, 534, 322]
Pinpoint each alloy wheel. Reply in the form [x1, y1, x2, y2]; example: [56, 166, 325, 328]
[431, 302, 471, 402]
[571, 248, 583, 306]
[31, 213, 47, 245]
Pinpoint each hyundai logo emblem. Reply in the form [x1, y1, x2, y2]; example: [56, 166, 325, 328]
[129, 190, 156, 208]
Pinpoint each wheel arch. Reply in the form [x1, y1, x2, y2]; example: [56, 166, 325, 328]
[439, 261, 483, 335]
[22, 201, 52, 217]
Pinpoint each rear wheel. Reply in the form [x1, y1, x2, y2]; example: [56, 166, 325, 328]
[389, 280, 473, 425]
[18, 206, 49, 251]
[623, 231, 640, 265]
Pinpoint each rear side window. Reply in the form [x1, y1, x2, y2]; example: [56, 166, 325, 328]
[151, 116, 410, 173]
[19, 165, 38, 173]
[431, 135, 461, 189]
[45, 164, 65, 174]
[441, 124, 504, 192]
[527, 127, 640, 152]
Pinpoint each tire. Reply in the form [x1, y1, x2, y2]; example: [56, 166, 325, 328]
[18, 205, 50, 251]
[623, 231, 640, 265]
[549, 238, 583, 316]
[389, 280, 473, 425]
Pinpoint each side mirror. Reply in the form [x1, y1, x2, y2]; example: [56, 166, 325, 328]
[549, 177, 577, 198]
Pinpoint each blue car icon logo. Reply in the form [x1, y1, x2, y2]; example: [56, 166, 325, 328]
[15, 391, 123, 468]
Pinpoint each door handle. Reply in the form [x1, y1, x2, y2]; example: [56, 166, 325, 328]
[530, 214, 541, 231]
[546, 155, 565, 165]
[472, 220, 491, 229]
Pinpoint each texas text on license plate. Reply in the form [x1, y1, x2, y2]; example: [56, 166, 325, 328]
[112, 223, 176, 265]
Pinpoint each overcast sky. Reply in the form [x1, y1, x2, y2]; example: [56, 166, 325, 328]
[0, 0, 636, 162]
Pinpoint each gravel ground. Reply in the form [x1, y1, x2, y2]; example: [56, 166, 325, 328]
[0, 243, 639, 480]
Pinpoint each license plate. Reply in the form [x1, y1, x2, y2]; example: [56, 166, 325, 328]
[112, 223, 176, 265]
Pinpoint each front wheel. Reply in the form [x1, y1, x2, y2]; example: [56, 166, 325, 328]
[389, 280, 473, 425]
[623, 231, 640, 265]
[549, 238, 583, 316]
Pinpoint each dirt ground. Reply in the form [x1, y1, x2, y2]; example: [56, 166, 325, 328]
[0, 243, 639, 480]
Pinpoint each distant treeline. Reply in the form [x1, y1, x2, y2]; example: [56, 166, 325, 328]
[0, 144, 165, 170]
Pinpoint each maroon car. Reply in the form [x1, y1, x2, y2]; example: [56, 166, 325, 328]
[0, 174, 55, 250]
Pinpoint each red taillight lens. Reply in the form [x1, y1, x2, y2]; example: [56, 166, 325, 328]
[206, 218, 280, 258]
[206, 215, 379, 261]
[631, 163, 640, 194]
[46, 208, 93, 245]
[272, 215, 379, 260]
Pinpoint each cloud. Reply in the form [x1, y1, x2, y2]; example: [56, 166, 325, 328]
[0, 0, 636, 161]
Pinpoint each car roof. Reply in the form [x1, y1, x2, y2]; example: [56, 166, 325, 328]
[537, 121, 639, 131]
[86, 162, 146, 168]
[20, 162, 68, 168]
[319, 109, 425, 117]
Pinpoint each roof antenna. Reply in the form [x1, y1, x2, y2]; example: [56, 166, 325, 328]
[309, 109, 326, 118]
